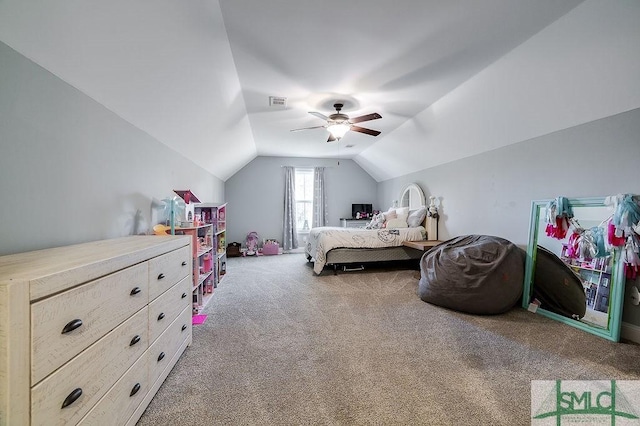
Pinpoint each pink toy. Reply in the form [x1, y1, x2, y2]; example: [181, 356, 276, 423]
[263, 241, 279, 255]
[245, 231, 259, 256]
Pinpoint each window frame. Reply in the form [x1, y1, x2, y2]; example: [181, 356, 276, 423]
[294, 168, 314, 232]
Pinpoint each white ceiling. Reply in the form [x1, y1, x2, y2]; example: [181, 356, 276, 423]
[0, 0, 585, 181]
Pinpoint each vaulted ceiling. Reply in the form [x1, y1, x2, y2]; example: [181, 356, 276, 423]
[0, 1, 587, 181]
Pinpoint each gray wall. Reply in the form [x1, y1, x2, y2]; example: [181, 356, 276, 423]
[378, 108, 640, 328]
[0, 42, 224, 255]
[224, 156, 378, 246]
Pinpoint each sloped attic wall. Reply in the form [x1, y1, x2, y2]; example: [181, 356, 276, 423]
[0, 42, 224, 255]
[357, 0, 640, 182]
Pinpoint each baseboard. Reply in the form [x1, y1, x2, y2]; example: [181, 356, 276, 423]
[621, 321, 640, 344]
[286, 248, 306, 254]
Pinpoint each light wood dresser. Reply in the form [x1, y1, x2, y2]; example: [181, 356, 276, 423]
[0, 235, 193, 425]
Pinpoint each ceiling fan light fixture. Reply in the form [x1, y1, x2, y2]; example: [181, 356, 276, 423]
[327, 122, 350, 139]
[291, 103, 381, 142]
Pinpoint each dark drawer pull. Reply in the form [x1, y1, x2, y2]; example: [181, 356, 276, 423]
[181, 292, 187, 299]
[130, 286, 142, 295]
[157, 273, 165, 280]
[130, 383, 141, 397]
[61, 388, 82, 409]
[130, 335, 141, 346]
[182, 261, 187, 266]
[157, 312, 165, 321]
[181, 324, 187, 332]
[157, 352, 165, 362]
[61, 319, 83, 334]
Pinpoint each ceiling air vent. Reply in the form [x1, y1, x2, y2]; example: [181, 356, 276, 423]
[269, 96, 287, 107]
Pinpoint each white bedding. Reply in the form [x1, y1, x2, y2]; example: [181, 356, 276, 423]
[306, 226, 426, 274]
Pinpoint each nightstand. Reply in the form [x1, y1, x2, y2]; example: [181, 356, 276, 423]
[340, 218, 370, 228]
[402, 240, 442, 251]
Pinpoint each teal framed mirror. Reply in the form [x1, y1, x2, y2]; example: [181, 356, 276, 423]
[522, 197, 625, 342]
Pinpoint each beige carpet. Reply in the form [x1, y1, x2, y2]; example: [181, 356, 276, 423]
[137, 253, 640, 425]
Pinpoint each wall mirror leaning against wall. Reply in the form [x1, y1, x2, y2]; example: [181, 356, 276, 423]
[522, 197, 627, 342]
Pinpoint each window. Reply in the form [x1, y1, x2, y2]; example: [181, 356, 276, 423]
[295, 168, 313, 231]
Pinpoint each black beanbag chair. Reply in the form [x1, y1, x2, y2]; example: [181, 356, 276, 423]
[532, 245, 586, 319]
[418, 235, 525, 314]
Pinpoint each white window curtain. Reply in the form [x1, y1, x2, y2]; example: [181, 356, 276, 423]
[312, 167, 328, 227]
[283, 166, 299, 251]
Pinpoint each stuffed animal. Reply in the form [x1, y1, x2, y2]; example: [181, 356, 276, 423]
[366, 212, 386, 229]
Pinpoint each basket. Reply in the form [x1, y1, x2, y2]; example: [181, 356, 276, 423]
[262, 242, 279, 255]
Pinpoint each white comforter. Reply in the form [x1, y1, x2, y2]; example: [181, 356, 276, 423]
[306, 226, 426, 274]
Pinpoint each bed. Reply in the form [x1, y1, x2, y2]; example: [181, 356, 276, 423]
[305, 182, 433, 274]
[306, 226, 427, 274]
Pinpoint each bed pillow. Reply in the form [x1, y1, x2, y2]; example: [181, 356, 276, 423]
[382, 210, 396, 228]
[385, 218, 409, 229]
[385, 210, 398, 220]
[394, 207, 410, 226]
[407, 207, 427, 227]
[395, 207, 410, 217]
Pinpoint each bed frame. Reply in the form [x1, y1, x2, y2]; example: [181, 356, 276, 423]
[307, 246, 423, 274]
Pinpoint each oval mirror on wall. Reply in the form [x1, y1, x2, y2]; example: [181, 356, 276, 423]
[400, 183, 426, 209]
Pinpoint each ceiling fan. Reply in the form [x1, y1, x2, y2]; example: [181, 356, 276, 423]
[291, 103, 382, 142]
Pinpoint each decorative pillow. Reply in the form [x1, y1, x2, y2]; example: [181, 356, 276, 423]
[395, 207, 410, 217]
[382, 210, 398, 228]
[385, 218, 409, 229]
[407, 207, 427, 227]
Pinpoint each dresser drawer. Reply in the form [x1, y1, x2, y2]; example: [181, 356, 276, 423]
[148, 246, 190, 301]
[78, 349, 149, 426]
[149, 275, 191, 343]
[31, 262, 149, 384]
[31, 307, 149, 426]
[148, 306, 192, 385]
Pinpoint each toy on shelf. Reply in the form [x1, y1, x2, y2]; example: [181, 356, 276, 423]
[153, 224, 171, 235]
[153, 196, 185, 234]
[173, 189, 201, 204]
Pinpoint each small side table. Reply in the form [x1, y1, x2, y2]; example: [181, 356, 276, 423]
[402, 240, 442, 251]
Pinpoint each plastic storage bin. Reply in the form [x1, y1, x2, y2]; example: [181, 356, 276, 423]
[263, 242, 279, 255]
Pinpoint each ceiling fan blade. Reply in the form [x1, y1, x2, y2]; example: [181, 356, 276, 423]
[309, 111, 329, 121]
[327, 134, 337, 143]
[290, 125, 326, 132]
[349, 113, 382, 124]
[350, 126, 381, 137]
